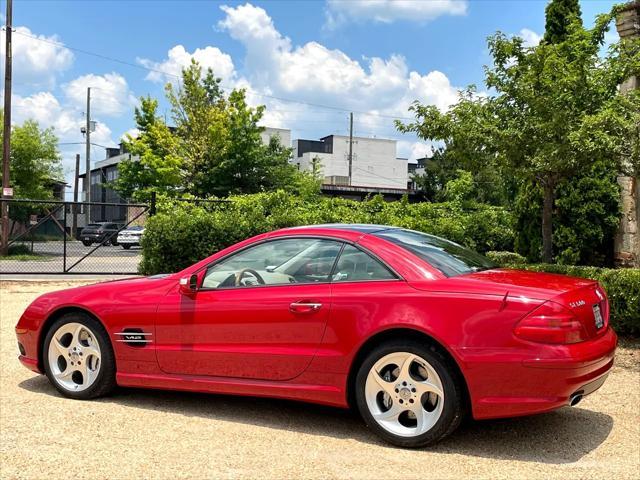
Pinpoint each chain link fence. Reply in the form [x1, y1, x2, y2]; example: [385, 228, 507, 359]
[0, 199, 150, 275]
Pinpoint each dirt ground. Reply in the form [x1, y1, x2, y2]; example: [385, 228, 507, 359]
[1, 281, 639, 480]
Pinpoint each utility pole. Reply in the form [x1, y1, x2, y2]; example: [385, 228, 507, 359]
[85, 87, 91, 223]
[1, 0, 13, 256]
[72, 153, 80, 237]
[348, 112, 353, 186]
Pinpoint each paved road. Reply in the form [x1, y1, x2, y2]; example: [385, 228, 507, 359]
[1, 241, 141, 274]
[1, 281, 639, 479]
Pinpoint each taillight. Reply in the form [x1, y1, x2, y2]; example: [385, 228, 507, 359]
[514, 301, 588, 344]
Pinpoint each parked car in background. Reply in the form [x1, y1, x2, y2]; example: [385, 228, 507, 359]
[15, 225, 616, 448]
[117, 226, 144, 249]
[79, 222, 121, 246]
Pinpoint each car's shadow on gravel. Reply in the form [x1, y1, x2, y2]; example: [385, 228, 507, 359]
[20, 375, 612, 464]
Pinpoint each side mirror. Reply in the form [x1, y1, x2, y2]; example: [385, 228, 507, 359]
[179, 273, 199, 295]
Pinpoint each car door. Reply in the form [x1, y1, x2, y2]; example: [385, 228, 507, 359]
[155, 237, 343, 381]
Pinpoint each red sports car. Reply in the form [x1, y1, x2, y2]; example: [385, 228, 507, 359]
[15, 225, 616, 448]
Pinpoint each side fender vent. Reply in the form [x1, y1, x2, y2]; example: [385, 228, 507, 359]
[115, 328, 152, 348]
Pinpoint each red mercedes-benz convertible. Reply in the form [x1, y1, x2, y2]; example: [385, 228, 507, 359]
[15, 225, 616, 448]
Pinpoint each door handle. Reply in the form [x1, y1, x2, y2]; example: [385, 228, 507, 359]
[289, 301, 323, 314]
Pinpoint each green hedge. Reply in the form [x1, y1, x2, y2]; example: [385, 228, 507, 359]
[141, 195, 638, 336]
[504, 263, 639, 337]
[140, 191, 514, 275]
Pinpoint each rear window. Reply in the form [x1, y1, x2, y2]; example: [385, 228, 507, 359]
[374, 229, 495, 277]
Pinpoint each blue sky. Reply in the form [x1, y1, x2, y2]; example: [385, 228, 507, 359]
[3, 0, 619, 194]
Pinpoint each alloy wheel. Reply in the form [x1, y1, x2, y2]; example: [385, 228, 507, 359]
[47, 322, 102, 392]
[364, 351, 445, 437]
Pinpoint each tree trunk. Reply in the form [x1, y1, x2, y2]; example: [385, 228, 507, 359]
[542, 181, 555, 263]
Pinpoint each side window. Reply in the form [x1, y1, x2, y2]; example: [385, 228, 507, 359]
[332, 245, 396, 282]
[203, 238, 342, 289]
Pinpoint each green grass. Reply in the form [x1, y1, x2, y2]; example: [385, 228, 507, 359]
[0, 253, 54, 261]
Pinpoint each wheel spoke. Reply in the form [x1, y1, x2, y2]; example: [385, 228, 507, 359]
[71, 324, 85, 348]
[56, 365, 75, 382]
[373, 404, 401, 422]
[415, 380, 444, 398]
[370, 369, 396, 397]
[82, 345, 100, 360]
[51, 337, 68, 358]
[398, 353, 416, 380]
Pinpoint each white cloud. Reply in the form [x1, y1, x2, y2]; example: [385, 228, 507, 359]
[13, 91, 117, 187]
[0, 26, 73, 87]
[62, 73, 137, 117]
[138, 45, 236, 85]
[121, 128, 140, 141]
[325, 0, 467, 28]
[136, 3, 463, 157]
[398, 140, 434, 161]
[519, 28, 542, 47]
[218, 3, 460, 115]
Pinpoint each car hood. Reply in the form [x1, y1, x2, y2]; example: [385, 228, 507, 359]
[32, 274, 174, 310]
[411, 268, 596, 301]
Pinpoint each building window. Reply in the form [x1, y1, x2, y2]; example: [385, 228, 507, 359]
[106, 169, 118, 181]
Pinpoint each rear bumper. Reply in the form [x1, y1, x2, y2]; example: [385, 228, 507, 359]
[81, 233, 104, 241]
[461, 327, 617, 420]
[117, 237, 140, 245]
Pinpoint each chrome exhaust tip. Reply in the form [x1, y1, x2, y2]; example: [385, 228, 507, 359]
[569, 392, 583, 406]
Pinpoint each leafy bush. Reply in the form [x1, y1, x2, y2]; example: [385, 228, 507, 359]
[514, 159, 620, 266]
[8, 244, 32, 255]
[140, 191, 514, 275]
[486, 251, 527, 266]
[509, 264, 640, 336]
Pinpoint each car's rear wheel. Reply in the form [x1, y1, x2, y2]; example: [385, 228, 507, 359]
[43, 313, 116, 399]
[122, 244, 131, 250]
[355, 340, 464, 448]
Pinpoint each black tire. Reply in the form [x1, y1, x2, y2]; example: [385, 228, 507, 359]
[42, 313, 116, 400]
[81, 240, 92, 247]
[354, 339, 465, 448]
[110, 237, 118, 246]
[122, 244, 131, 250]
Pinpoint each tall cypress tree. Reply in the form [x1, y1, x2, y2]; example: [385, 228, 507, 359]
[543, 0, 582, 44]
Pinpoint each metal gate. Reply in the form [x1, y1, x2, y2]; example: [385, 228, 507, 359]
[0, 199, 151, 275]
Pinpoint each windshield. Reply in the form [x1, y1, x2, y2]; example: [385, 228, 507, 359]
[374, 229, 496, 277]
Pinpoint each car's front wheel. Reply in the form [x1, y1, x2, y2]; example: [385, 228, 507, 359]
[355, 340, 465, 448]
[43, 313, 116, 400]
[81, 240, 92, 247]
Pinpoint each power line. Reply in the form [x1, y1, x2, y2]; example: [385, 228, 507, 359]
[10, 27, 417, 122]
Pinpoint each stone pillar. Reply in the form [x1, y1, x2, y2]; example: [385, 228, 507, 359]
[614, 1, 640, 267]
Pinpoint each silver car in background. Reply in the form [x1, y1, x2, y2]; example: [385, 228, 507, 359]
[116, 226, 144, 249]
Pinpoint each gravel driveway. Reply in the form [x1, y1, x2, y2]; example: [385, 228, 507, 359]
[1, 281, 639, 479]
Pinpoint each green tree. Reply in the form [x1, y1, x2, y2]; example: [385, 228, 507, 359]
[543, 0, 582, 44]
[167, 61, 298, 197]
[0, 113, 63, 200]
[114, 97, 183, 202]
[399, 6, 639, 263]
[399, 89, 515, 205]
[116, 60, 300, 199]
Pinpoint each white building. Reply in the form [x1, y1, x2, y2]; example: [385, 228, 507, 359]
[261, 127, 291, 149]
[293, 135, 408, 190]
